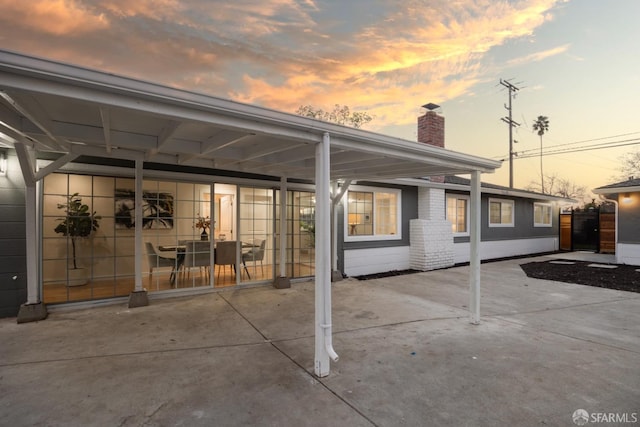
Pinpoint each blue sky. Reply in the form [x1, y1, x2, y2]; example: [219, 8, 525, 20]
[0, 0, 638, 194]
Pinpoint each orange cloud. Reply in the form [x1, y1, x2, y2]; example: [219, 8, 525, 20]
[227, 0, 564, 130]
[0, 0, 567, 135]
[0, 0, 109, 35]
[101, 0, 183, 19]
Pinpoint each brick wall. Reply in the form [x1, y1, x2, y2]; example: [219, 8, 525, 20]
[411, 187, 454, 271]
[417, 110, 445, 183]
[417, 187, 445, 220]
[409, 219, 454, 271]
[417, 111, 445, 148]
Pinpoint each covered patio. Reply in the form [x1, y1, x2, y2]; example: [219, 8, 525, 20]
[0, 256, 638, 425]
[0, 50, 499, 377]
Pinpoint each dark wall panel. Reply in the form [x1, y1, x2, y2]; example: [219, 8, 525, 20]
[0, 150, 27, 318]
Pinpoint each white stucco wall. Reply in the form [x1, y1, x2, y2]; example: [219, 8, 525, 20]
[616, 243, 640, 266]
[453, 237, 559, 264]
[344, 246, 410, 276]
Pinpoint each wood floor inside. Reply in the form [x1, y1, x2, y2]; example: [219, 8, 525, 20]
[43, 262, 315, 304]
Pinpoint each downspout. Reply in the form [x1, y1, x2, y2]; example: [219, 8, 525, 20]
[598, 194, 619, 263]
[322, 133, 339, 363]
[315, 132, 338, 377]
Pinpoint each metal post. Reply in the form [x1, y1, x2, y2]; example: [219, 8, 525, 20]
[280, 176, 287, 278]
[25, 183, 38, 304]
[469, 170, 481, 324]
[134, 159, 143, 292]
[273, 176, 291, 288]
[500, 79, 520, 189]
[128, 159, 149, 307]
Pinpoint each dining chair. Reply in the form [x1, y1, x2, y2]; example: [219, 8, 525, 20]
[145, 242, 177, 283]
[214, 240, 236, 282]
[242, 239, 266, 276]
[182, 241, 211, 282]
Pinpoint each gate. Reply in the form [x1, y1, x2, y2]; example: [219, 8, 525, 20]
[572, 209, 600, 251]
[599, 212, 616, 254]
[559, 213, 572, 251]
[559, 207, 616, 253]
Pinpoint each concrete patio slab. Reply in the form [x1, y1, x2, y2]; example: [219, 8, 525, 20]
[0, 256, 638, 426]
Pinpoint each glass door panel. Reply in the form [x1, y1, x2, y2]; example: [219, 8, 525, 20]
[239, 187, 273, 283]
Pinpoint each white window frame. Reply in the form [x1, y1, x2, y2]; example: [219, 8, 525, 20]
[488, 198, 515, 228]
[533, 202, 553, 227]
[446, 194, 470, 236]
[344, 185, 402, 242]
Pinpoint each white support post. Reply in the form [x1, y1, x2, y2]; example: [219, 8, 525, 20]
[128, 159, 148, 307]
[315, 132, 338, 377]
[15, 142, 48, 322]
[279, 177, 288, 278]
[330, 179, 350, 278]
[209, 183, 215, 287]
[25, 183, 38, 304]
[134, 159, 143, 292]
[274, 176, 290, 288]
[469, 170, 481, 324]
[331, 181, 338, 273]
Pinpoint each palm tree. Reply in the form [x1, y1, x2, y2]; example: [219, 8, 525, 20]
[532, 116, 550, 193]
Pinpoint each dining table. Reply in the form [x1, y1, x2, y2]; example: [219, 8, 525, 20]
[158, 241, 258, 285]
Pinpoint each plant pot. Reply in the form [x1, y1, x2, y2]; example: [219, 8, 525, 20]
[200, 230, 208, 241]
[67, 268, 88, 287]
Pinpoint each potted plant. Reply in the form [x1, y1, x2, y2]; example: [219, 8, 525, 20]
[54, 193, 101, 286]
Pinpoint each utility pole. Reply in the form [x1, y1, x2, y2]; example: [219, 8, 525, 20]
[500, 79, 520, 188]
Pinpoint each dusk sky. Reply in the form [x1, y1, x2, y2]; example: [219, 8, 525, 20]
[1, 0, 639, 196]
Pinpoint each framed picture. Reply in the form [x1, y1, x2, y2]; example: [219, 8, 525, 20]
[115, 189, 174, 229]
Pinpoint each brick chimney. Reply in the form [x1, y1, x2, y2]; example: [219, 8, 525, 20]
[417, 109, 445, 182]
[418, 110, 445, 148]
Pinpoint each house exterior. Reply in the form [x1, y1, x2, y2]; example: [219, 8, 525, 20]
[0, 49, 500, 341]
[1, 50, 572, 376]
[337, 112, 569, 277]
[593, 177, 640, 265]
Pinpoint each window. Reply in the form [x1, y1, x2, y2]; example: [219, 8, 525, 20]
[534, 203, 553, 227]
[489, 198, 514, 227]
[446, 194, 469, 235]
[345, 186, 401, 241]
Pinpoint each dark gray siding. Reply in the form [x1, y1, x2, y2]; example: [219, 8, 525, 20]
[337, 184, 417, 273]
[0, 150, 27, 318]
[449, 191, 560, 243]
[618, 193, 640, 244]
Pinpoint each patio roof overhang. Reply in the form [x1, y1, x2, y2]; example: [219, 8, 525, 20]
[0, 50, 499, 180]
[0, 50, 499, 378]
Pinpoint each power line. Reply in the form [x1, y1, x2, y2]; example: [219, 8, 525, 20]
[515, 138, 640, 160]
[493, 132, 640, 161]
[516, 131, 640, 157]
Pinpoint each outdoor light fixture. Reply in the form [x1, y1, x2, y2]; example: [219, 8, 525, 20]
[0, 150, 7, 176]
[622, 193, 632, 204]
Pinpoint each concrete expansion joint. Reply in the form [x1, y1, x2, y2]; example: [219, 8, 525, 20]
[493, 315, 640, 355]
